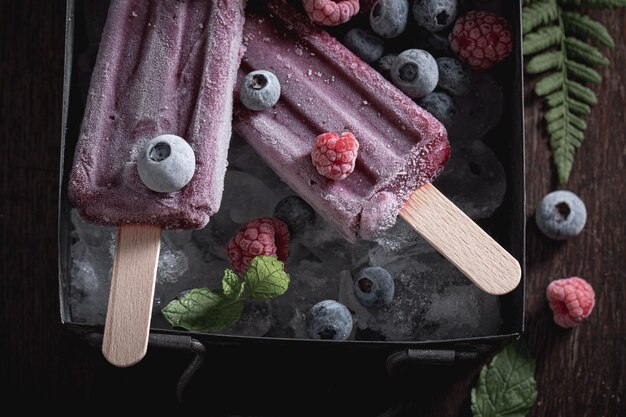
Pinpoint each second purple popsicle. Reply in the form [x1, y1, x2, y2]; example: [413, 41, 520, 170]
[233, 0, 450, 241]
[70, 0, 245, 230]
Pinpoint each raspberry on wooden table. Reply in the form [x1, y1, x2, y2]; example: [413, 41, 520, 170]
[226, 218, 290, 274]
[302, 0, 360, 26]
[546, 277, 595, 328]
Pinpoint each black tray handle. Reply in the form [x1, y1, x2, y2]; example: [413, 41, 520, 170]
[386, 348, 478, 375]
[81, 332, 206, 402]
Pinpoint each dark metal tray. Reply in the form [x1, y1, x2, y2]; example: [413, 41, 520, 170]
[58, 0, 525, 408]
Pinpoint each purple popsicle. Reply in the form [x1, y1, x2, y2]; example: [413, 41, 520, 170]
[67, 0, 246, 368]
[69, 0, 245, 229]
[233, 0, 450, 241]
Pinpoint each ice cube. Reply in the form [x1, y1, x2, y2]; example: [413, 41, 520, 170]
[220, 302, 273, 337]
[70, 209, 115, 248]
[338, 271, 370, 331]
[298, 218, 375, 272]
[268, 260, 343, 338]
[357, 246, 501, 341]
[192, 169, 280, 262]
[229, 134, 293, 198]
[369, 218, 432, 259]
[156, 247, 188, 285]
[422, 284, 501, 339]
[434, 140, 506, 220]
[69, 209, 115, 325]
[449, 72, 503, 143]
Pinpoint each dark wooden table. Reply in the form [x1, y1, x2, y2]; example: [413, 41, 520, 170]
[2, 0, 624, 414]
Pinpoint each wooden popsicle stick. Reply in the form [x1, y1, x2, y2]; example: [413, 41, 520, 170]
[102, 224, 161, 367]
[400, 183, 521, 295]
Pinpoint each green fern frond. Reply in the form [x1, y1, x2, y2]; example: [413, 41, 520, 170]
[535, 73, 564, 96]
[566, 79, 598, 105]
[547, 113, 586, 182]
[526, 51, 563, 73]
[522, 0, 622, 183]
[562, 11, 614, 47]
[558, 0, 626, 9]
[564, 37, 610, 66]
[545, 91, 564, 106]
[523, 26, 563, 54]
[523, 0, 558, 34]
[568, 98, 592, 115]
[566, 60, 602, 83]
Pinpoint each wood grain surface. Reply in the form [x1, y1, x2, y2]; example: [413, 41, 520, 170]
[1, 0, 624, 414]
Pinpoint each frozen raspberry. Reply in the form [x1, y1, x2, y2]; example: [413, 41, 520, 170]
[302, 0, 360, 26]
[226, 218, 290, 274]
[311, 132, 360, 181]
[546, 277, 595, 328]
[449, 11, 513, 70]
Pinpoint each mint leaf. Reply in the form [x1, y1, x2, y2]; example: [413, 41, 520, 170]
[244, 256, 290, 300]
[471, 341, 537, 417]
[222, 269, 244, 300]
[161, 288, 244, 332]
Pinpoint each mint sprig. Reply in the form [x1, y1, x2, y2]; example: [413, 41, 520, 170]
[245, 254, 290, 300]
[471, 341, 537, 417]
[222, 269, 245, 300]
[161, 256, 289, 332]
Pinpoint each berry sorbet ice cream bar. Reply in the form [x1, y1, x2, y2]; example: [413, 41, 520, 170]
[233, 0, 450, 241]
[69, 0, 245, 229]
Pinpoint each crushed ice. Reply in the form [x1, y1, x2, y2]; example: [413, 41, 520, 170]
[68, 134, 503, 341]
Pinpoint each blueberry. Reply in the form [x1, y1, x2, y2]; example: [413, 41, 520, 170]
[433, 141, 506, 220]
[376, 53, 397, 79]
[390, 49, 438, 98]
[535, 190, 587, 240]
[343, 28, 385, 63]
[354, 267, 395, 309]
[137, 134, 196, 193]
[306, 300, 353, 340]
[418, 91, 457, 128]
[273, 196, 316, 235]
[239, 70, 281, 111]
[450, 73, 503, 142]
[412, 0, 458, 32]
[370, 0, 409, 38]
[436, 57, 472, 96]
